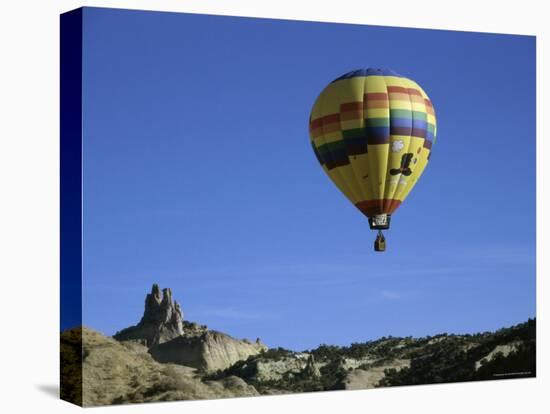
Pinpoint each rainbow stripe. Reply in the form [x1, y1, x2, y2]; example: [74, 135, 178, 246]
[309, 68, 437, 218]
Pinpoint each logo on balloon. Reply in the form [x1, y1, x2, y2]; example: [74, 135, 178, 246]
[390, 153, 414, 176]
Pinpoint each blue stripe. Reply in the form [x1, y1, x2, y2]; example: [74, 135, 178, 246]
[366, 126, 390, 137]
[366, 126, 390, 144]
[412, 119, 428, 130]
[426, 129, 435, 141]
[390, 117, 413, 128]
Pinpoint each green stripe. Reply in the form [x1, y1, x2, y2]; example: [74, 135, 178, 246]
[365, 118, 390, 127]
[311, 141, 323, 164]
[342, 128, 366, 139]
[390, 109, 427, 120]
[390, 109, 411, 118]
[412, 111, 427, 121]
[317, 139, 346, 155]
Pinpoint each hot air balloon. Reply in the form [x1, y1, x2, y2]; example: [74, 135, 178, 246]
[308, 68, 437, 252]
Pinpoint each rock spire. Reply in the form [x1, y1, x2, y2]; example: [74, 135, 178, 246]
[113, 284, 184, 347]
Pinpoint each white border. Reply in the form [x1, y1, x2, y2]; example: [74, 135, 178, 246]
[0, 1, 546, 413]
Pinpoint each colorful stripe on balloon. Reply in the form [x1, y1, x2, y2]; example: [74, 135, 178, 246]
[309, 68, 437, 217]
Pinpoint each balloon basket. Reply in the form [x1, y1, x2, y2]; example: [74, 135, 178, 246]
[374, 230, 386, 252]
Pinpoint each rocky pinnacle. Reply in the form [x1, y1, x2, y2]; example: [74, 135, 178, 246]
[113, 284, 184, 347]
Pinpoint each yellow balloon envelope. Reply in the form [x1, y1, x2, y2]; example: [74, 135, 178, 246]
[309, 68, 437, 251]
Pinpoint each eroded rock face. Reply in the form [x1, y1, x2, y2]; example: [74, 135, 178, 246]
[113, 284, 184, 347]
[150, 330, 267, 372]
[341, 359, 410, 390]
[303, 355, 321, 378]
[113, 284, 267, 372]
[475, 342, 521, 370]
[250, 354, 312, 382]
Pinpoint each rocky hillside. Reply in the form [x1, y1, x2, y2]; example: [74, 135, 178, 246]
[61, 284, 536, 406]
[61, 327, 258, 406]
[207, 319, 535, 394]
[114, 284, 266, 372]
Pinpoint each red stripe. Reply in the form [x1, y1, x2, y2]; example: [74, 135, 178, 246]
[364, 92, 388, 101]
[341, 101, 363, 121]
[310, 113, 340, 131]
[355, 199, 402, 216]
[407, 88, 422, 96]
[309, 118, 322, 131]
[341, 110, 363, 121]
[387, 86, 408, 94]
[321, 113, 340, 124]
[341, 102, 363, 112]
[388, 92, 411, 101]
[387, 199, 402, 213]
[364, 93, 390, 110]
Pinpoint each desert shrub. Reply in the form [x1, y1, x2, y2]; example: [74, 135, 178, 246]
[310, 344, 343, 361]
[260, 347, 295, 361]
[318, 358, 347, 390]
[474, 342, 536, 380]
[378, 320, 536, 387]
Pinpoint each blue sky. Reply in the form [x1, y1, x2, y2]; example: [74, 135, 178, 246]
[79, 7, 535, 351]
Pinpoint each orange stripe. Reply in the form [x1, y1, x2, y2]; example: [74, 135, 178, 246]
[387, 86, 408, 94]
[310, 128, 324, 138]
[322, 122, 341, 134]
[365, 100, 389, 109]
[340, 102, 363, 121]
[388, 92, 410, 101]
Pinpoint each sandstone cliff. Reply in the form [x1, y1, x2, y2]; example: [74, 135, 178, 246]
[150, 330, 267, 371]
[113, 284, 266, 372]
